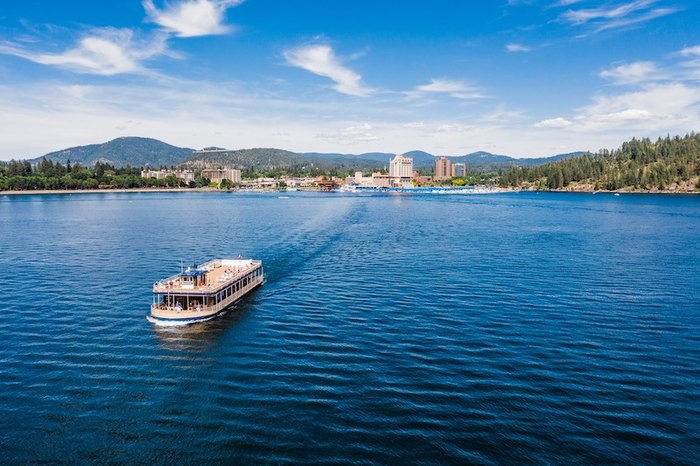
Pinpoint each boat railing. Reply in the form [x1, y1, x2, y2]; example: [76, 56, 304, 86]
[152, 261, 263, 293]
[151, 274, 263, 314]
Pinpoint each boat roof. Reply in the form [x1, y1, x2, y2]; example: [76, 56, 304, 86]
[153, 258, 262, 295]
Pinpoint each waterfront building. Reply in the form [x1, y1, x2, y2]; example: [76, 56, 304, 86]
[435, 156, 452, 181]
[452, 163, 467, 178]
[141, 169, 195, 183]
[372, 172, 391, 188]
[389, 154, 414, 187]
[201, 168, 241, 185]
[390, 154, 414, 178]
[345, 171, 377, 188]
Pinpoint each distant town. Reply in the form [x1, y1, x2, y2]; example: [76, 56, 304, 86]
[1, 133, 699, 193]
[141, 153, 480, 191]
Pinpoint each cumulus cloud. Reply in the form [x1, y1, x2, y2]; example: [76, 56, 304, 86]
[143, 0, 243, 37]
[599, 61, 660, 85]
[538, 83, 700, 134]
[284, 44, 373, 96]
[586, 108, 654, 122]
[413, 78, 484, 100]
[580, 83, 700, 124]
[535, 117, 574, 128]
[0, 28, 168, 75]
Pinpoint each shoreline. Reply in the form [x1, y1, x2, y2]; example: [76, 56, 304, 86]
[0, 188, 211, 196]
[0, 187, 294, 196]
[507, 187, 700, 195]
[1, 187, 698, 196]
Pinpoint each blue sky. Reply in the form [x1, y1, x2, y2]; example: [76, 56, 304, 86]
[1, 0, 699, 159]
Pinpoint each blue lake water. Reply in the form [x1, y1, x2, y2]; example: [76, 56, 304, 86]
[0, 191, 698, 464]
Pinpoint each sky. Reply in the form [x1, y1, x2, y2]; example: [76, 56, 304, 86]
[1, 0, 699, 159]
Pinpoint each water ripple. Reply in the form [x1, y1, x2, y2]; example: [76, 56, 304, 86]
[0, 191, 698, 463]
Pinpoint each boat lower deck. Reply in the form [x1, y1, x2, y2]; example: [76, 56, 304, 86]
[149, 258, 264, 325]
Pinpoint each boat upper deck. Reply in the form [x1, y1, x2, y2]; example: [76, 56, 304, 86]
[153, 259, 262, 295]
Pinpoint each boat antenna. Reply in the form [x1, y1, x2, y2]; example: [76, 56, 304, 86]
[180, 259, 183, 274]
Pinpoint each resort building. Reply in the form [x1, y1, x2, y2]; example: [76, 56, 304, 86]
[372, 172, 392, 188]
[200, 168, 241, 185]
[354, 171, 368, 185]
[141, 169, 195, 183]
[389, 154, 414, 187]
[390, 154, 414, 178]
[435, 156, 452, 181]
[342, 156, 414, 189]
[452, 163, 467, 178]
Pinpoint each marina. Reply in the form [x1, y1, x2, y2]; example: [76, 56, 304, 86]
[149, 258, 264, 325]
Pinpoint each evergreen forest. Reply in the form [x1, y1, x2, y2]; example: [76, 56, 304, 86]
[499, 133, 700, 191]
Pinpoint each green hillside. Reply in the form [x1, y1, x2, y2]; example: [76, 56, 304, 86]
[500, 134, 700, 192]
[181, 148, 304, 172]
[31, 137, 193, 168]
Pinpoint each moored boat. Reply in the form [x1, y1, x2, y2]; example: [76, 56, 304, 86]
[148, 258, 264, 326]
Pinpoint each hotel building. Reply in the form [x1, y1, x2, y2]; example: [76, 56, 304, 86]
[141, 169, 195, 183]
[389, 154, 414, 187]
[435, 156, 452, 181]
[451, 163, 467, 178]
[201, 168, 242, 185]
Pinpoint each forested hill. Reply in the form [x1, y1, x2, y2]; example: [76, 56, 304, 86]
[499, 133, 700, 192]
[181, 148, 304, 172]
[31, 137, 193, 168]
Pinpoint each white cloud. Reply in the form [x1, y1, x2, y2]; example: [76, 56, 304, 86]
[0, 28, 168, 75]
[562, 0, 653, 24]
[283, 44, 373, 96]
[402, 122, 425, 129]
[599, 61, 660, 85]
[587, 108, 654, 122]
[580, 83, 700, 124]
[435, 124, 476, 133]
[414, 78, 484, 100]
[143, 0, 243, 37]
[317, 123, 380, 145]
[535, 117, 574, 128]
[678, 44, 700, 58]
[536, 83, 700, 134]
[483, 107, 524, 122]
[506, 43, 532, 53]
[560, 0, 676, 35]
[3, 77, 700, 161]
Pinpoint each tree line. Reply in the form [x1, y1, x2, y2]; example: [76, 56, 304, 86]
[0, 160, 210, 191]
[499, 133, 700, 191]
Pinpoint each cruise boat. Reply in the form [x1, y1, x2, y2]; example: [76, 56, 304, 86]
[148, 258, 264, 326]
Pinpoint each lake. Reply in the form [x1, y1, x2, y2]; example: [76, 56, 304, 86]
[0, 191, 698, 463]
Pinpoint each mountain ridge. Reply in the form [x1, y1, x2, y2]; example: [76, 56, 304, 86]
[29, 137, 194, 168]
[28, 137, 587, 171]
